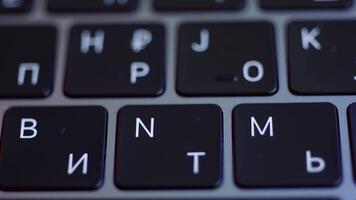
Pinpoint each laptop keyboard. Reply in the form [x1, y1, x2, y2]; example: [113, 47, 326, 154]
[0, 0, 356, 199]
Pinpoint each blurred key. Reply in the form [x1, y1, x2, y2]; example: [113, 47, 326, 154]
[0, 0, 32, 13]
[154, 0, 244, 11]
[261, 0, 352, 9]
[48, 0, 137, 13]
[64, 24, 165, 97]
[0, 26, 56, 98]
[289, 21, 356, 94]
[347, 102, 356, 182]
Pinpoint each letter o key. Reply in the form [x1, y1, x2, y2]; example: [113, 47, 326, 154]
[242, 60, 264, 82]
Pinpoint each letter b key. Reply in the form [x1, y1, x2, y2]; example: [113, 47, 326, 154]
[0, 107, 107, 190]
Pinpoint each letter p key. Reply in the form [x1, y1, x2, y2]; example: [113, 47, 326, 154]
[130, 62, 150, 84]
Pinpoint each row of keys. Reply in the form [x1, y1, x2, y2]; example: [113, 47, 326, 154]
[0, 103, 347, 190]
[0, 0, 352, 13]
[1, 21, 356, 97]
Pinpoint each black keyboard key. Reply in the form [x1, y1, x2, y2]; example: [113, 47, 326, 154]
[0, 107, 107, 190]
[115, 105, 222, 189]
[348, 103, 356, 182]
[154, 0, 244, 11]
[177, 22, 278, 96]
[0, 0, 32, 13]
[64, 25, 165, 97]
[233, 103, 341, 187]
[48, 0, 137, 12]
[261, 0, 352, 9]
[289, 21, 356, 94]
[0, 26, 56, 98]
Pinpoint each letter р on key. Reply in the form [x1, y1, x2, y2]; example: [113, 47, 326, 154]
[65, 24, 164, 97]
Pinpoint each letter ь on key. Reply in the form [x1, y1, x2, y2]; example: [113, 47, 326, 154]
[233, 103, 341, 187]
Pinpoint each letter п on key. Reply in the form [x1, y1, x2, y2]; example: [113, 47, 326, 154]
[0, 26, 55, 97]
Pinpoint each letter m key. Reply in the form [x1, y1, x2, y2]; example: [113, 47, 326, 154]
[250, 116, 274, 137]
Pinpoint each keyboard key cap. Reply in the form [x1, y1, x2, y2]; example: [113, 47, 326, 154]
[154, 0, 244, 11]
[0, 26, 56, 98]
[0, 0, 32, 13]
[0, 107, 107, 190]
[115, 105, 222, 189]
[233, 103, 341, 187]
[289, 21, 356, 94]
[261, 0, 352, 9]
[347, 103, 356, 181]
[64, 25, 165, 97]
[48, 0, 137, 12]
[177, 22, 278, 96]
